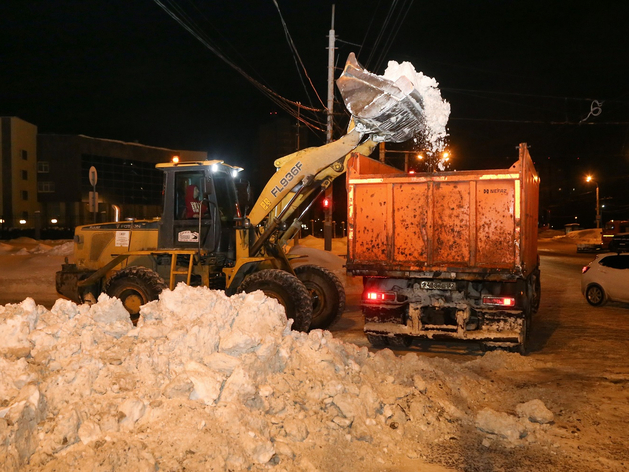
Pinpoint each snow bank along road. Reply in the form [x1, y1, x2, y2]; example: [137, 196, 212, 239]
[0, 236, 628, 471]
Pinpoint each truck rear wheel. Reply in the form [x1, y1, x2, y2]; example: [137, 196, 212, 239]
[518, 315, 530, 355]
[528, 270, 541, 314]
[295, 265, 345, 330]
[105, 267, 167, 322]
[239, 269, 313, 331]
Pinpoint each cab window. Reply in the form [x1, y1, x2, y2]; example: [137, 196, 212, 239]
[212, 173, 240, 221]
[175, 171, 208, 220]
[599, 255, 629, 270]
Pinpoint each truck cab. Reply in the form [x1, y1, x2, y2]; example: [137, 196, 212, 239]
[156, 161, 243, 261]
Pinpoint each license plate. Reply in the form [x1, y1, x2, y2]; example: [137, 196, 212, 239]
[420, 281, 456, 290]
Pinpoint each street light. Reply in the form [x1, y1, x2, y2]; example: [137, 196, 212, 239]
[585, 175, 600, 228]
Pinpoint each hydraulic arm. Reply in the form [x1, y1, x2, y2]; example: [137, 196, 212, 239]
[245, 53, 427, 251]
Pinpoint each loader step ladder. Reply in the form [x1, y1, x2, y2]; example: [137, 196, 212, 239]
[166, 250, 197, 290]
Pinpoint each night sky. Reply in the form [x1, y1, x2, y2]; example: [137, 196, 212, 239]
[2, 1, 628, 226]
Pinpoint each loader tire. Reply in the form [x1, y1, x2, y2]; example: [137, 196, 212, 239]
[295, 265, 346, 330]
[105, 267, 167, 322]
[239, 269, 313, 331]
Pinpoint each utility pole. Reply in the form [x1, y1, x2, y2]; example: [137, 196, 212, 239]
[324, 5, 335, 251]
[296, 102, 301, 151]
[595, 183, 600, 228]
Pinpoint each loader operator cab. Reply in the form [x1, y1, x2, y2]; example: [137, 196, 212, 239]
[157, 161, 242, 261]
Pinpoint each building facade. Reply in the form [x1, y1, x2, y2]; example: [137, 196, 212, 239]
[0, 116, 207, 233]
[37, 134, 207, 228]
[1, 117, 39, 230]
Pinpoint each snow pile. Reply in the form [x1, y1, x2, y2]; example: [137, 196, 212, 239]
[383, 60, 450, 159]
[42, 242, 74, 256]
[0, 239, 73, 256]
[538, 228, 603, 245]
[0, 242, 14, 254]
[0, 286, 561, 471]
[23, 243, 52, 255]
[560, 228, 602, 245]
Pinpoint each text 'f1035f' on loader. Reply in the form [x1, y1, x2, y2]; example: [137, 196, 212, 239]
[56, 53, 429, 331]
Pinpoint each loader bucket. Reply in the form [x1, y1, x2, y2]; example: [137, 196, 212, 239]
[336, 53, 426, 143]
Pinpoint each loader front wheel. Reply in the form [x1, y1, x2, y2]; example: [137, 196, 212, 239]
[105, 267, 167, 322]
[239, 269, 313, 331]
[295, 265, 345, 330]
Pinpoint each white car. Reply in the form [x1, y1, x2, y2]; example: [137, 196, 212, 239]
[581, 254, 629, 306]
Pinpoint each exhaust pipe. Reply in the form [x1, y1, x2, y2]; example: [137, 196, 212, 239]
[112, 205, 121, 222]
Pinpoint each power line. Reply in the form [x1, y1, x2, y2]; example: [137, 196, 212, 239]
[153, 0, 327, 135]
[373, 0, 415, 72]
[444, 87, 628, 103]
[452, 117, 629, 125]
[272, 0, 325, 110]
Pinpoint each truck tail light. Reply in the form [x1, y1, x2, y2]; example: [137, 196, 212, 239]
[365, 291, 396, 302]
[482, 296, 516, 307]
[582, 266, 590, 274]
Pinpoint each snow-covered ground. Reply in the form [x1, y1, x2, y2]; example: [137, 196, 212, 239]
[0, 230, 602, 307]
[0, 238, 73, 307]
[0, 230, 624, 471]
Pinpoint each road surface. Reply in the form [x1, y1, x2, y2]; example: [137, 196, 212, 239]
[330, 238, 629, 470]
[1, 237, 628, 470]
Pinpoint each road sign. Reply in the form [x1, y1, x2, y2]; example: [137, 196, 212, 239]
[89, 166, 98, 186]
[89, 191, 98, 213]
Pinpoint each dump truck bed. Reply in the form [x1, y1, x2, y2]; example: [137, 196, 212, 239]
[346, 144, 539, 281]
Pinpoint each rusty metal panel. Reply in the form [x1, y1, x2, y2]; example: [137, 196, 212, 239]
[347, 145, 539, 278]
[392, 182, 430, 263]
[432, 181, 470, 265]
[475, 180, 516, 267]
[520, 145, 540, 273]
[353, 183, 388, 261]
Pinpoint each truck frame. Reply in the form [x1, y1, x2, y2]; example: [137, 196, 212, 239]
[346, 143, 540, 352]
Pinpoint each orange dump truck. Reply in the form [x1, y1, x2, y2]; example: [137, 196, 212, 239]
[346, 143, 540, 353]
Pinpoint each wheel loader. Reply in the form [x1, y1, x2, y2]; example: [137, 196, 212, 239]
[56, 53, 428, 331]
